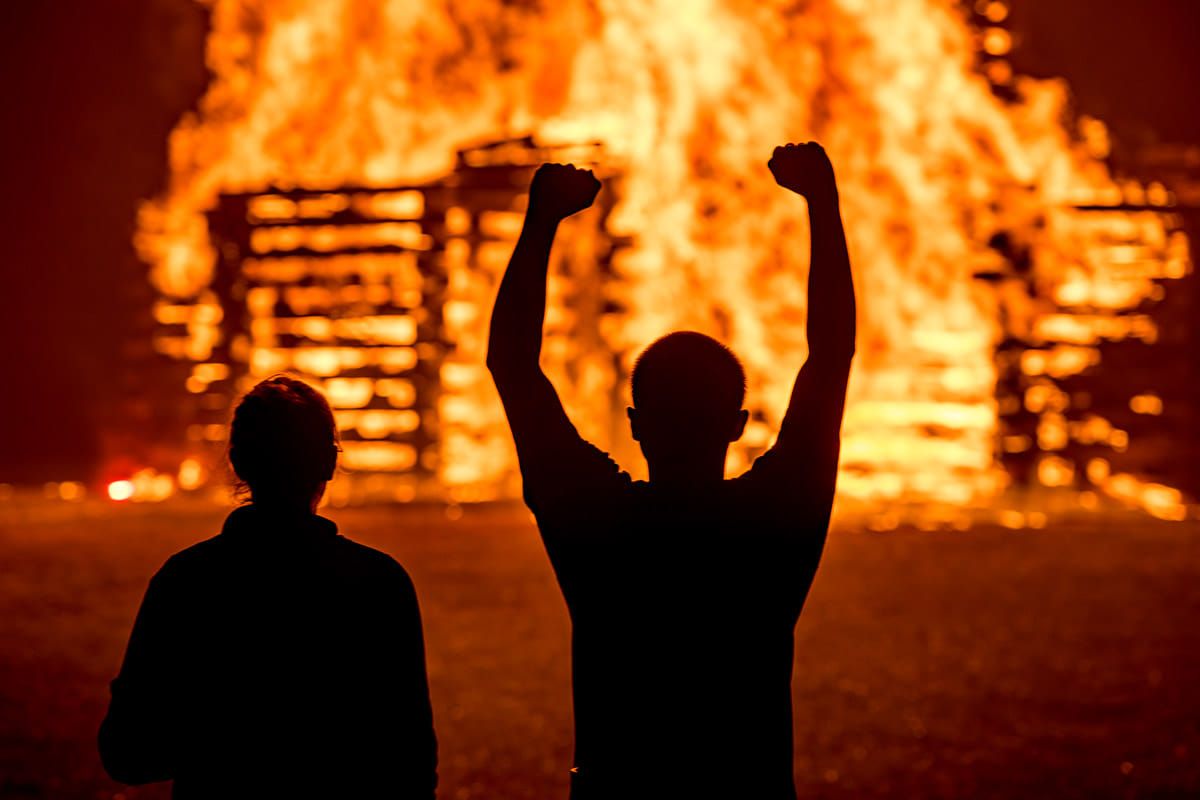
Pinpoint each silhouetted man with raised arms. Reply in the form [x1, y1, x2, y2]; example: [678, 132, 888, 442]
[488, 142, 855, 799]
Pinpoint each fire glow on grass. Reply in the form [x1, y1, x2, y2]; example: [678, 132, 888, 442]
[139, 0, 1190, 517]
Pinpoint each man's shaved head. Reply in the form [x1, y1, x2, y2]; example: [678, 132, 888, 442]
[630, 332, 747, 453]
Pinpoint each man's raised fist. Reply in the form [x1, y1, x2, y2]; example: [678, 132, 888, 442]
[768, 142, 837, 201]
[528, 163, 602, 222]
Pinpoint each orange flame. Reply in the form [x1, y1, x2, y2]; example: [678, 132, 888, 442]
[140, 0, 1188, 513]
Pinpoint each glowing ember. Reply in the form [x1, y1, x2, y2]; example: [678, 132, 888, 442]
[107, 481, 135, 502]
[139, 0, 1190, 515]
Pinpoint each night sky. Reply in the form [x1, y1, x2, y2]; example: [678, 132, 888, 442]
[0, 0, 1197, 483]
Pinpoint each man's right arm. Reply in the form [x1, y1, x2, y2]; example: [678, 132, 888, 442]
[487, 164, 620, 513]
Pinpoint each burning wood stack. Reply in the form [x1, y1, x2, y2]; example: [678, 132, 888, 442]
[133, 0, 1195, 520]
[983, 200, 1193, 520]
[154, 138, 626, 503]
[966, 0, 1196, 521]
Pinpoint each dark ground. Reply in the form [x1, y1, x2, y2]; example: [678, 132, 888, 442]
[0, 502, 1197, 799]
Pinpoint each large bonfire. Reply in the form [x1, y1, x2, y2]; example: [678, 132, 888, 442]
[137, 0, 1186, 517]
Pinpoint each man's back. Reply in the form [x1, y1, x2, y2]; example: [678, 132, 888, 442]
[99, 505, 437, 798]
[529, 450, 828, 798]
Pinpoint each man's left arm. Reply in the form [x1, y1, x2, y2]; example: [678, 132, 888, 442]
[745, 143, 855, 520]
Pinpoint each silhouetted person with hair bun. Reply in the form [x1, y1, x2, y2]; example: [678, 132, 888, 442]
[100, 376, 437, 798]
[227, 376, 340, 509]
[489, 144, 855, 798]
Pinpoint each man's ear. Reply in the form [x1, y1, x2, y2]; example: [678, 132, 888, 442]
[322, 443, 338, 481]
[729, 409, 749, 443]
[626, 406, 642, 442]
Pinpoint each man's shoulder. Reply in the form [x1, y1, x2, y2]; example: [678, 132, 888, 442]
[526, 440, 629, 483]
[523, 442, 633, 512]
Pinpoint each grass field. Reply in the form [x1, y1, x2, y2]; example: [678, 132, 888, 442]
[1, 501, 1198, 799]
